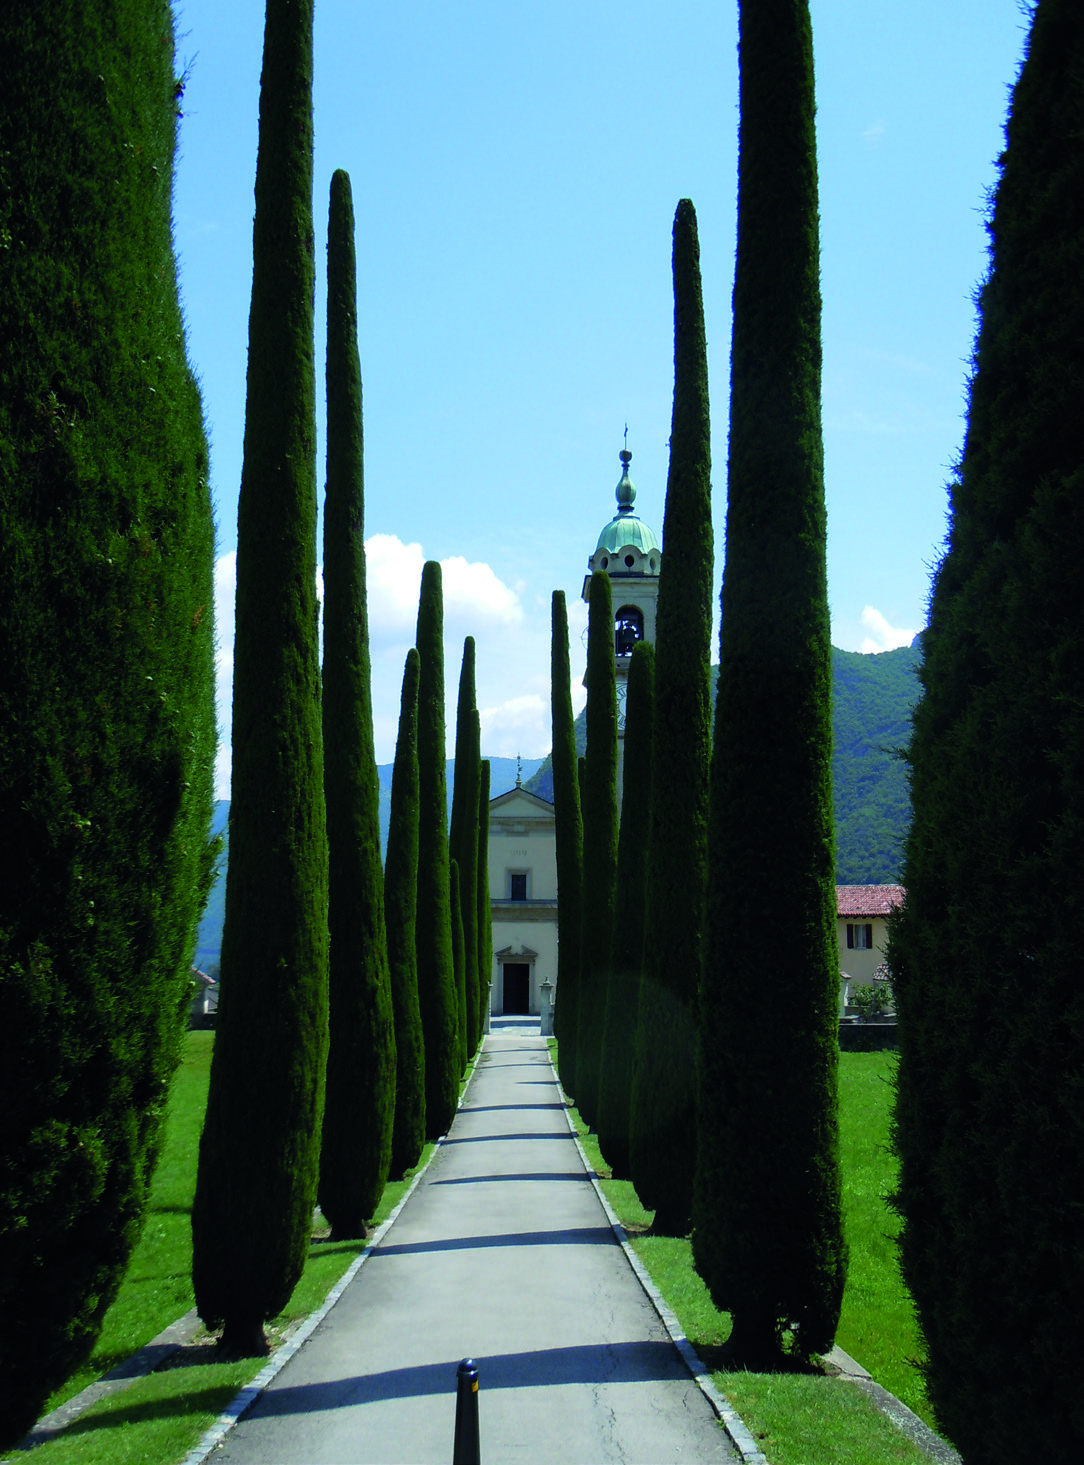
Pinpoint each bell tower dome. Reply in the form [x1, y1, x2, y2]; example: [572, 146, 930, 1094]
[582, 448, 661, 795]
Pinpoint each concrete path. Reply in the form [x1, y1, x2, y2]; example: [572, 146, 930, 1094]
[212, 1025, 737, 1464]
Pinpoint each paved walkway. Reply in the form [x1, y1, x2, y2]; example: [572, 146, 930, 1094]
[212, 1025, 737, 1464]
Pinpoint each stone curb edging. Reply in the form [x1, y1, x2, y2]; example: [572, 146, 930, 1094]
[547, 1051, 961, 1465]
[14, 1310, 205, 1453]
[823, 1349, 961, 1465]
[178, 1060, 486, 1465]
[10, 1053, 483, 1464]
[547, 1053, 769, 1465]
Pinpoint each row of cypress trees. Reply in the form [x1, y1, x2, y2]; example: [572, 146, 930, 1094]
[551, 591, 584, 1099]
[0, 0, 493, 1416]
[553, 8, 847, 1368]
[889, 2, 1084, 1458]
[575, 570, 620, 1131]
[631, 198, 714, 1239]
[317, 168, 396, 1243]
[695, 0, 846, 1368]
[192, 0, 493, 1356]
[191, 0, 329, 1359]
[0, 1, 218, 1442]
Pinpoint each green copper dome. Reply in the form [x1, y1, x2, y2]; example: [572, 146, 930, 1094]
[594, 449, 660, 559]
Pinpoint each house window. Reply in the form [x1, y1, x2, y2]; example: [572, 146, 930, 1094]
[509, 872, 528, 901]
[846, 923, 873, 950]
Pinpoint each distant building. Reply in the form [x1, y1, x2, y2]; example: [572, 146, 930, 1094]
[189, 967, 218, 1028]
[836, 884, 904, 997]
[487, 775, 557, 1017]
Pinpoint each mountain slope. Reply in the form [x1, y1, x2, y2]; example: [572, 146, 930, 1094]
[525, 641, 920, 884]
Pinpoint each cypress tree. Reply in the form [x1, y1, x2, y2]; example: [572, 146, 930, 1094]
[191, 0, 328, 1357]
[317, 169, 395, 1239]
[476, 758, 493, 1045]
[576, 570, 619, 1130]
[551, 591, 584, 1098]
[597, 642, 655, 1181]
[449, 639, 480, 1059]
[0, 2, 216, 1439]
[386, 649, 425, 1179]
[694, 0, 845, 1366]
[630, 198, 713, 1235]
[450, 859, 467, 1074]
[889, 6, 1084, 1456]
[415, 561, 460, 1137]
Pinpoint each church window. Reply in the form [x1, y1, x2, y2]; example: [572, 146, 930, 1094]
[509, 872, 528, 901]
[614, 606, 644, 657]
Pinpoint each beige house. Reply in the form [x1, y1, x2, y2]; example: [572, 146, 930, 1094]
[487, 780, 558, 1019]
[837, 885, 904, 1006]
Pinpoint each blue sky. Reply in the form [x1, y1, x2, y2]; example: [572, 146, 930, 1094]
[169, 1, 1029, 796]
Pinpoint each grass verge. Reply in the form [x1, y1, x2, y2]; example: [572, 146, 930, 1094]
[17, 1031, 467, 1465]
[554, 1041, 937, 1465]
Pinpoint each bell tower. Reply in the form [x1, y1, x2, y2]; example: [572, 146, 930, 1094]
[582, 447, 661, 797]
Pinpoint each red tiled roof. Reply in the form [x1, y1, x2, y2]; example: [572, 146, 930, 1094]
[836, 885, 905, 918]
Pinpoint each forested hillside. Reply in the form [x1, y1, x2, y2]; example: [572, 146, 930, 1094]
[196, 756, 542, 966]
[526, 641, 920, 884]
[831, 642, 919, 883]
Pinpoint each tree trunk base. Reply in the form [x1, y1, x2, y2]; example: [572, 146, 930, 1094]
[649, 1207, 690, 1239]
[216, 1318, 271, 1360]
[329, 1220, 368, 1242]
[717, 1315, 788, 1373]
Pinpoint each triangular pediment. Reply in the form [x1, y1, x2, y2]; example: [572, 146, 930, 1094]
[489, 786, 554, 818]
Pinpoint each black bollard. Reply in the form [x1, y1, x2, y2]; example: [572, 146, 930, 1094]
[452, 1357, 480, 1465]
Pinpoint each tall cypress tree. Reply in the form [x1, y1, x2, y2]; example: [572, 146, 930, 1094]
[476, 757, 493, 1045]
[449, 639, 480, 1060]
[694, 0, 845, 1366]
[630, 198, 713, 1235]
[0, 2, 216, 1440]
[450, 859, 467, 1074]
[317, 169, 395, 1239]
[597, 642, 655, 1182]
[191, 0, 328, 1358]
[551, 591, 584, 1098]
[386, 649, 425, 1179]
[576, 570, 619, 1130]
[415, 561, 460, 1137]
[890, 6, 1084, 1456]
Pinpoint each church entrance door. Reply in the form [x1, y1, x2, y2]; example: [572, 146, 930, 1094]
[502, 963, 530, 1014]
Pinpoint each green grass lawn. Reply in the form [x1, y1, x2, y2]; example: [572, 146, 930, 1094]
[23, 1038, 931, 1465]
[42, 1033, 217, 1414]
[24, 1031, 441, 1465]
[558, 1044, 939, 1465]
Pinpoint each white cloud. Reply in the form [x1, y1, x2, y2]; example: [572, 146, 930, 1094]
[440, 554, 524, 628]
[858, 605, 918, 654]
[213, 539, 546, 794]
[366, 534, 426, 636]
[479, 695, 548, 759]
[863, 120, 886, 146]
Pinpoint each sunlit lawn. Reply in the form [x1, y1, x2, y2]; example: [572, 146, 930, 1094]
[26, 1031, 441, 1465]
[559, 1043, 938, 1465]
